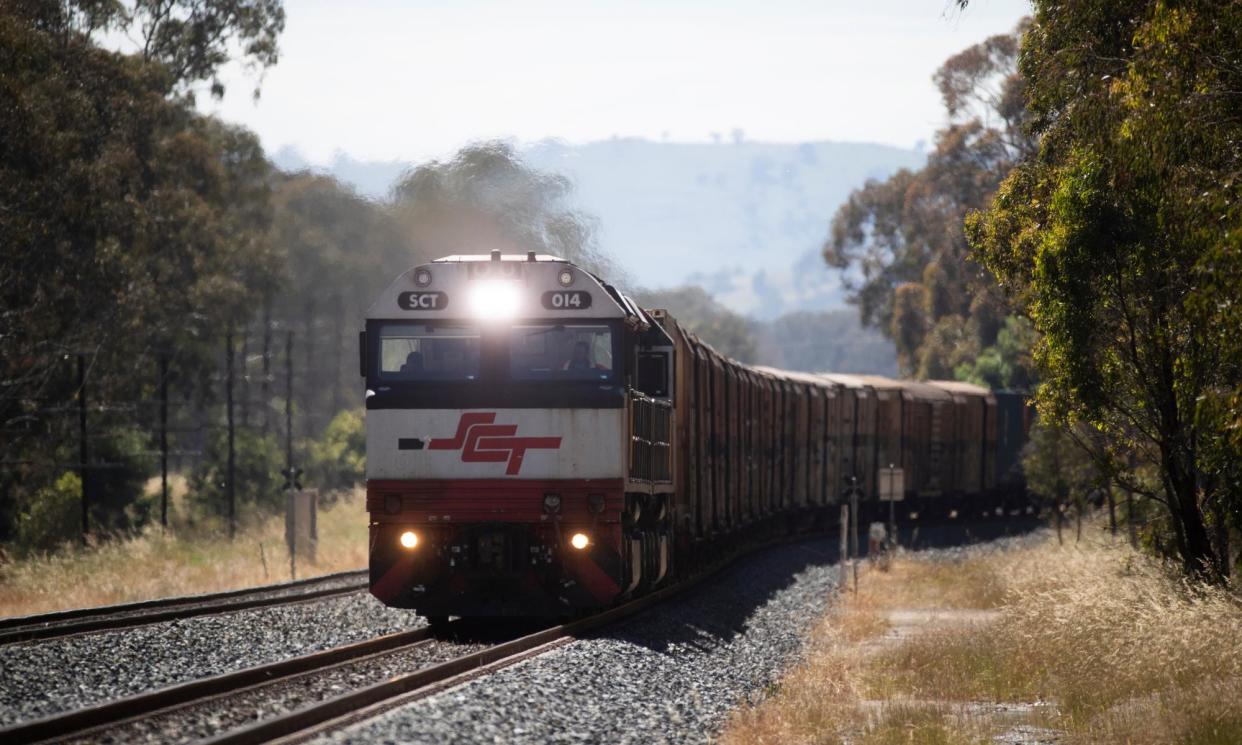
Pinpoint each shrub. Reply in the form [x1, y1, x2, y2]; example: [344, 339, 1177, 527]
[87, 424, 157, 532]
[189, 428, 285, 517]
[304, 409, 365, 495]
[15, 472, 82, 554]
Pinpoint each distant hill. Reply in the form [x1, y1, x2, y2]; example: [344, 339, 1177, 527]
[272, 138, 926, 319]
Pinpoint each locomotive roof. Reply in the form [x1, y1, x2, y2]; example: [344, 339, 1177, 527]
[365, 252, 643, 325]
[433, 253, 568, 263]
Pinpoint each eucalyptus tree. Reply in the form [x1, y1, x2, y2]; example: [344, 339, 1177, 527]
[967, 0, 1242, 580]
[824, 22, 1034, 384]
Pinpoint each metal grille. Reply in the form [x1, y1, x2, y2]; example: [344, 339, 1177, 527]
[629, 393, 672, 482]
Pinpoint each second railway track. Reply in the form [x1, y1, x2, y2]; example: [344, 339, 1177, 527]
[0, 623, 472, 744]
[0, 570, 369, 646]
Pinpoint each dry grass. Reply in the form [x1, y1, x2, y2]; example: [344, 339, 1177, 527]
[721, 529, 1242, 745]
[0, 488, 368, 617]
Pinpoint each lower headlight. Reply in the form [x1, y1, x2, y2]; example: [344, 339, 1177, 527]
[569, 532, 590, 550]
[399, 530, 419, 549]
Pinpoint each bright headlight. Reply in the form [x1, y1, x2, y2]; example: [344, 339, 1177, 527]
[399, 530, 419, 549]
[569, 532, 590, 550]
[468, 279, 521, 320]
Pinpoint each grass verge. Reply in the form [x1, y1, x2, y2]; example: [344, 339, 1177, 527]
[0, 488, 368, 617]
[721, 528, 1242, 744]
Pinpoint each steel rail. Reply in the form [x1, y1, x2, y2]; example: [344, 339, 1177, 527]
[0, 570, 369, 646]
[0, 626, 435, 745]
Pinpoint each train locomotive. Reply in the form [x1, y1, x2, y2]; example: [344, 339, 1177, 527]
[360, 252, 1030, 620]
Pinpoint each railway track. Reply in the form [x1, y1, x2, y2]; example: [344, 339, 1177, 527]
[0, 589, 670, 745]
[8, 584, 684, 745]
[202, 584, 694, 745]
[2, 534, 780, 745]
[0, 569, 369, 646]
[203, 530, 809, 745]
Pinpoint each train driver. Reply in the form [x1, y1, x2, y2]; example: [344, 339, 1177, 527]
[560, 340, 609, 372]
[399, 351, 423, 375]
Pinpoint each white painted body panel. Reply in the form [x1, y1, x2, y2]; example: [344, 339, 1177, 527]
[366, 408, 627, 480]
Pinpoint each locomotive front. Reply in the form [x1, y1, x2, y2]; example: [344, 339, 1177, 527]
[360, 251, 650, 618]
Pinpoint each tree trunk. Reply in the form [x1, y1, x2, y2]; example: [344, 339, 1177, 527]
[1168, 458, 1218, 581]
[1126, 488, 1137, 548]
[1215, 502, 1231, 579]
[1107, 486, 1117, 538]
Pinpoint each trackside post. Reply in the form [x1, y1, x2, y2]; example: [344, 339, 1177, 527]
[839, 504, 849, 591]
[77, 353, 88, 544]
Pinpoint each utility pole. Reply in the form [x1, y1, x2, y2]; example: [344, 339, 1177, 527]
[159, 353, 169, 529]
[304, 298, 315, 438]
[285, 330, 295, 484]
[226, 327, 236, 540]
[261, 298, 272, 434]
[239, 326, 250, 428]
[77, 354, 89, 544]
[332, 293, 343, 415]
[283, 330, 302, 579]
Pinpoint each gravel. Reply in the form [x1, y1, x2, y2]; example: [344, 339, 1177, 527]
[316, 538, 847, 745]
[0, 591, 418, 727]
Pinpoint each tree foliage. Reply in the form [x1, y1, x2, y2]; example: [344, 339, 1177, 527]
[1022, 420, 1107, 541]
[824, 21, 1034, 386]
[392, 142, 616, 278]
[189, 427, 283, 517]
[967, 0, 1242, 580]
[18, 0, 286, 99]
[757, 310, 898, 376]
[633, 286, 758, 363]
[14, 472, 81, 555]
[0, 3, 282, 540]
[265, 172, 417, 429]
[304, 409, 365, 495]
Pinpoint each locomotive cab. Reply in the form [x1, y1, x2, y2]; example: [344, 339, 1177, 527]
[361, 252, 674, 618]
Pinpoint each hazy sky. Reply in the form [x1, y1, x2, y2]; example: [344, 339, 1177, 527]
[199, 0, 1031, 164]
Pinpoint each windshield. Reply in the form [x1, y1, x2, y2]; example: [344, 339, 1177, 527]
[377, 323, 481, 381]
[510, 324, 615, 382]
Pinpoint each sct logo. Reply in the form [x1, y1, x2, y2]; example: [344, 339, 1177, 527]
[428, 413, 561, 475]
